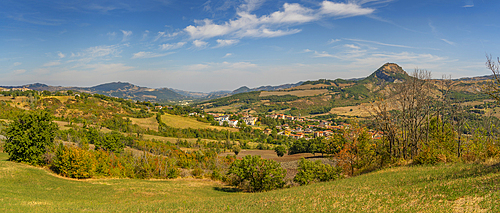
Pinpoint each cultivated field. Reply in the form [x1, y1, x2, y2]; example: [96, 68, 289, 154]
[161, 114, 238, 132]
[1, 152, 498, 212]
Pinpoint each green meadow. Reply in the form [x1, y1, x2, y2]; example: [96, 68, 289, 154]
[1, 152, 499, 212]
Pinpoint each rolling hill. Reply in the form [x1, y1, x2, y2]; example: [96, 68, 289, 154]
[198, 63, 490, 117]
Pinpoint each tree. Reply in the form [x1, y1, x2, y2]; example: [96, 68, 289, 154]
[94, 131, 125, 153]
[226, 155, 285, 192]
[232, 144, 241, 155]
[274, 145, 287, 157]
[4, 110, 58, 165]
[368, 69, 433, 160]
[485, 55, 500, 101]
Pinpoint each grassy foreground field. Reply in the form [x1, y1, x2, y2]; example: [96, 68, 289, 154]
[1, 151, 499, 212]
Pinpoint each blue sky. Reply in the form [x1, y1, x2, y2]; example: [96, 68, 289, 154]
[1, 0, 499, 92]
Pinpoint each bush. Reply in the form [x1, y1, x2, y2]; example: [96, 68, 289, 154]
[227, 155, 286, 192]
[232, 145, 241, 155]
[192, 167, 204, 178]
[4, 110, 58, 165]
[293, 158, 341, 185]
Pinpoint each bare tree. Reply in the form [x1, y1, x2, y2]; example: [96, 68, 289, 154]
[484, 55, 500, 101]
[369, 69, 433, 159]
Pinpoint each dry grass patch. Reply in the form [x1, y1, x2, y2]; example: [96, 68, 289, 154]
[328, 103, 372, 117]
[128, 116, 159, 131]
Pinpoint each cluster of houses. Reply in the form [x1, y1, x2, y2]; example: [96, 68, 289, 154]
[207, 113, 258, 127]
[0, 87, 31, 92]
[264, 116, 383, 140]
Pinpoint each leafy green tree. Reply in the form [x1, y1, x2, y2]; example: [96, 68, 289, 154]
[4, 110, 58, 165]
[274, 145, 287, 157]
[227, 155, 285, 192]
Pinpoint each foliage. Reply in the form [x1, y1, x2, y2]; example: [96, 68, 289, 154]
[274, 145, 287, 157]
[4, 110, 58, 165]
[288, 138, 324, 155]
[293, 158, 341, 185]
[94, 131, 126, 153]
[231, 145, 241, 155]
[226, 155, 285, 192]
[52, 144, 97, 179]
[334, 122, 376, 176]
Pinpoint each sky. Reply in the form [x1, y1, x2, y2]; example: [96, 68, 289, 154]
[1, 0, 499, 92]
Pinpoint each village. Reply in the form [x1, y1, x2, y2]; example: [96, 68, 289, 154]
[205, 112, 383, 141]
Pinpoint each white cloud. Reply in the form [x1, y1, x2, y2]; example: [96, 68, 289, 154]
[223, 53, 233, 58]
[184, 1, 375, 40]
[68, 44, 123, 64]
[239, 0, 266, 13]
[121, 30, 132, 41]
[345, 38, 414, 48]
[314, 51, 336, 58]
[215, 39, 239, 47]
[58, 52, 65, 58]
[320, 1, 374, 18]
[159, 42, 186, 50]
[441, 39, 455, 45]
[132, 51, 174, 59]
[154, 31, 180, 42]
[13, 62, 22, 66]
[185, 64, 210, 70]
[43, 61, 61, 67]
[328, 39, 341, 44]
[107, 32, 116, 40]
[142, 30, 149, 40]
[86, 45, 121, 58]
[193, 40, 209, 48]
[344, 44, 361, 49]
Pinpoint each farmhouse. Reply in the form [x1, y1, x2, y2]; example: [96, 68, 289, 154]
[242, 116, 258, 126]
[228, 120, 238, 127]
[314, 131, 324, 138]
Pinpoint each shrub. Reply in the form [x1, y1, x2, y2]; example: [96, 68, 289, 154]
[192, 167, 204, 178]
[227, 155, 285, 192]
[293, 158, 342, 185]
[232, 145, 241, 155]
[52, 144, 97, 179]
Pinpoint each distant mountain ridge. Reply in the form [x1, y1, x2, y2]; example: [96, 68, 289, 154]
[2, 63, 491, 104]
[1, 81, 305, 103]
